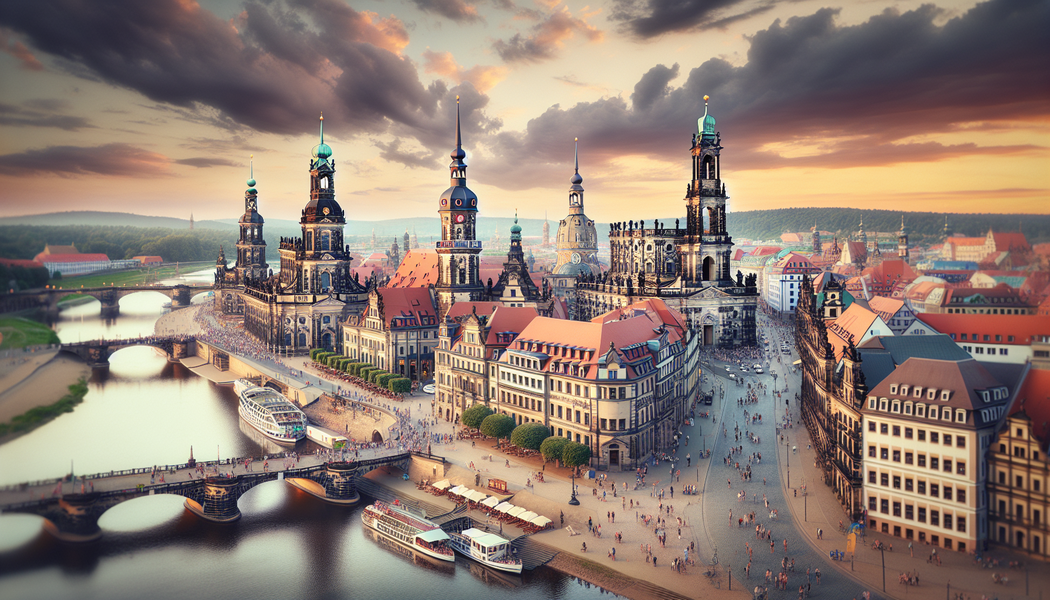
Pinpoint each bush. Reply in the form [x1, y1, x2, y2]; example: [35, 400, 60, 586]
[359, 366, 376, 381]
[326, 354, 344, 368]
[369, 369, 388, 384]
[480, 414, 515, 445]
[388, 377, 411, 394]
[349, 362, 370, 376]
[540, 436, 569, 464]
[461, 404, 493, 430]
[315, 351, 334, 365]
[377, 373, 394, 387]
[511, 423, 551, 451]
[562, 441, 592, 468]
[310, 348, 323, 361]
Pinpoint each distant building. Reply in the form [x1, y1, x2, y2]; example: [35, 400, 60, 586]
[34, 244, 113, 276]
[765, 252, 820, 314]
[549, 141, 602, 308]
[912, 313, 1050, 365]
[133, 256, 164, 265]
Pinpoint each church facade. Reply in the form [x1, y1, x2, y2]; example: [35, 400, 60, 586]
[574, 98, 758, 347]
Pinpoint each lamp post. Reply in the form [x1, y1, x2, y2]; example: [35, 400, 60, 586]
[880, 545, 886, 593]
[569, 470, 580, 505]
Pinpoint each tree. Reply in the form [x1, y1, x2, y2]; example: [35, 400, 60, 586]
[511, 423, 551, 451]
[461, 404, 493, 430]
[540, 436, 570, 465]
[562, 441, 592, 469]
[480, 414, 516, 447]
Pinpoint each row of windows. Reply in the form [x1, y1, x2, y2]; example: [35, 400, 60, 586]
[868, 398, 966, 422]
[954, 333, 1015, 342]
[868, 471, 968, 503]
[961, 345, 1010, 356]
[867, 447, 967, 475]
[868, 496, 967, 532]
[868, 422, 967, 447]
[997, 471, 1043, 492]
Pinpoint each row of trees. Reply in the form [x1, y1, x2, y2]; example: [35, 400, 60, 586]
[310, 348, 411, 394]
[0, 225, 238, 263]
[1, 262, 50, 291]
[461, 404, 593, 468]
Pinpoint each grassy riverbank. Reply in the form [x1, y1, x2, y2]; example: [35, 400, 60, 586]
[50, 261, 211, 290]
[0, 377, 88, 438]
[0, 316, 60, 350]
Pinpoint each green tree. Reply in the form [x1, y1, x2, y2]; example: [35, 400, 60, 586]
[540, 436, 570, 465]
[480, 413, 515, 447]
[562, 441, 592, 469]
[388, 378, 411, 394]
[461, 404, 493, 430]
[511, 422, 551, 451]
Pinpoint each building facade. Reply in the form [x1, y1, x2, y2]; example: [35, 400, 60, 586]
[549, 141, 602, 308]
[574, 98, 758, 348]
[341, 286, 439, 380]
[765, 252, 821, 315]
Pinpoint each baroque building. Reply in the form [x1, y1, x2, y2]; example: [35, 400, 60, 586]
[223, 116, 368, 353]
[549, 140, 602, 308]
[574, 97, 758, 347]
[215, 157, 269, 314]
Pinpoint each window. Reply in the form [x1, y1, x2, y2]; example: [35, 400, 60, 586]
[905, 478, 914, 492]
[906, 504, 914, 520]
[931, 457, 939, 470]
[905, 452, 914, 465]
[943, 434, 952, 445]
[869, 470, 877, 484]
[893, 476, 902, 489]
[869, 445, 876, 458]
[905, 427, 913, 439]
[918, 430, 926, 441]
[957, 517, 966, 533]
[1017, 475, 1024, 489]
[957, 462, 966, 476]
[881, 473, 889, 487]
[931, 483, 940, 498]
[881, 423, 889, 434]
[881, 499, 890, 514]
[941, 390, 950, 401]
[869, 421, 876, 432]
[958, 488, 966, 504]
[918, 480, 927, 495]
[918, 455, 927, 468]
[931, 432, 939, 443]
[869, 496, 877, 510]
[893, 425, 901, 436]
[918, 507, 927, 523]
[944, 459, 953, 473]
[893, 450, 901, 463]
[881, 448, 889, 460]
[943, 487, 952, 501]
[893, 502, 902, 517]
[931, 511, 940, 527]
[957, 436, 966, 448]
[944, 514, 953, 529]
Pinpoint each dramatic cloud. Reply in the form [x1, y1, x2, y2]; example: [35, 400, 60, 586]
[174, 157, 241, 168]
[483, 0, 1050, 187]
[0, 99, 93, 130]
[0, 0, 448, 144]
[493, 7, 603, 63]
[422, 50, 507, 93]
[0, 143, 171, 177]
[0, 29, 43, 70]
[610, 0, 781, 39]
[410, 0, 482, 23]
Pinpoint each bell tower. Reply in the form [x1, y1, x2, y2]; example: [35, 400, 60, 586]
[682, 95, 732, 286]
[898, 215, 910, 263]
[236, 155, 268, 282]
[435, 97, 483, 317]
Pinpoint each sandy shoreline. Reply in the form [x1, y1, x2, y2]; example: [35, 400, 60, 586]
[0, 351, 90, 426]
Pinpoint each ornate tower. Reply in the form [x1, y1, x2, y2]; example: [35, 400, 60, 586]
[435, 97, 483, 317]
[404, 229, 411, 255]
[542, 213, 550, 248]
[682, 95, 732, 285]
[812, 222, 821, 254]
[897, 215, 910, 263]
[552, 138, 600, 278]
[236, 155, 268, 282]
[857, 217, 867, 247]
[943, 215, 950, 239]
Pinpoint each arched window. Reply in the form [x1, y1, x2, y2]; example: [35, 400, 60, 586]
[321, 231, 330, 251]
[320, 177, 329, 189]
[320, 271, 331, 291]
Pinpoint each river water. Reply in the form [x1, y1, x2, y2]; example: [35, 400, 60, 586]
[0, 271, 609, 600]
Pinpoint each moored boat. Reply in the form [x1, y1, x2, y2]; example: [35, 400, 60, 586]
[361, 500, 454, 562]
[448, 527, 522, 574]
[235, 379, 307, 445]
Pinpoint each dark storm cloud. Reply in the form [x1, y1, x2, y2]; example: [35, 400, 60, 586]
[0, 0, 448, 144]
[609, 0, 780, 40]
[482, 0, 1050, 188]
[175, 157, 241, 168]
[0, 100, 94, 130]
[0, 144, 171, 177]
[409, 0, 482, 23]
[493, 9, 603, 63]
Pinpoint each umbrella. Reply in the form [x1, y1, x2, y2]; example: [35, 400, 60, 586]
[506, 506, 526, 518]
[493, 502, 515, 513]
[465, 490, 488, 502]
[518, 511, 539, 522]
[530, 515, 552, 526]
[481, 496, 500, 508]
[448, 485, 468, 496]
[432, 479, 451, 490]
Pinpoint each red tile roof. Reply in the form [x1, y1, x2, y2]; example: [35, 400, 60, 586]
[388, 250, 439, 288]
[991, 232, 1030, 252]
[868, 296, 905, 322]
[376, 287, 436, 328]
[447, 301, 502, 319]
[0, 258, 44, 268]
[34, 253, 110, 263]
[946, 236, 985, 247]
[916, 313, 1050, 345]
[826, 303, 882, 360]
[484, 306, 541, 345]
[1009, 368, 1050, 445]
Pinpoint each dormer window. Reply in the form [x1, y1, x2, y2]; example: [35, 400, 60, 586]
[941, 390, 950, 401]
[916, 404, 926, 418]
[904, 401, 913, 415]
[955, 409, 966, 423]
[868, 398, 877, 410]
[943, 409, 953, 422]
[900, 385, 909, 396]
[889, 384, 898, 395]
[981, 391, 991, 403]
[892, 400, 901, 414]
[913, 387, 923, 398]
[879, 398, 888, 411]
[927, 389, 937, 400]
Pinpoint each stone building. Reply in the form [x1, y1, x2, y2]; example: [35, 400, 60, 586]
[229, 116, 368, 353]
[341, 286, 439, 381]
[573, 97, 758, 347]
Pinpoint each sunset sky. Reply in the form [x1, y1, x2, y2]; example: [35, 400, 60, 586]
[0, 0, 1047, 225]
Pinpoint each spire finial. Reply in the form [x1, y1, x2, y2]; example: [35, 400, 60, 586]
[456, 96, 462, 151]
[319, 112, 324, 144]
[247, 154, 257, 188]
[574, 137, 579, 174]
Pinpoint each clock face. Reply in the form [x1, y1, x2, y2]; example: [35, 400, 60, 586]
[322, 207, 330, 215]
[571, 252, 581, 264]
[455, 214, 465, 223]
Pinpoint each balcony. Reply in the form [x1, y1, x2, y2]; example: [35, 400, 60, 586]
[435, 240, 482, 250]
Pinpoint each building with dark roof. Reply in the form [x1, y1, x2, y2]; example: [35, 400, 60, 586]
[341, 286, 439, 381]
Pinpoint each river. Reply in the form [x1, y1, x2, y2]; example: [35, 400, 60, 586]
[0, 270, 611, 600]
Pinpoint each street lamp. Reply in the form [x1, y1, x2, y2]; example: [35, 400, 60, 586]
[568, 470, 580, 505]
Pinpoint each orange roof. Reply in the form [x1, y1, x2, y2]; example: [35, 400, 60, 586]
[916, 313, 1050, 345]
[484, 306, 542, 346]
[38, 244, 78, 256]
[868, 296, 905, 322]
[863, 259, 917, 285]
[0, 258, 43, 268]
[780, 233, 804, 243]
[991, 231, 1030, 252]
[388, 250, 439, 288]
[376, 287, 436, 328]
[1008, 367, 1050, 445]
[752, 246, 784, 257]
[34, 253, 110, 263]
[826, 303, 881, 360]
[946, 236, 985, 247]
[447, 301, 502, 319]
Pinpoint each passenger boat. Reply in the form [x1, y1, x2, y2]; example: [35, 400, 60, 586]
[448, 527, 523, 574]
[234, 379, 307, 445]
[360, 501, 455, 562]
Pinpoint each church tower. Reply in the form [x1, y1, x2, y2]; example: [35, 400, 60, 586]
[897, 215, 910, 263]
[552, 139, 600, 278]
[435, 97, 483, 317]
[812, 222, 821, 254]
[682, 96, 731, 285]
[542, 213, 550, 248]
[236, 155, 268, 282]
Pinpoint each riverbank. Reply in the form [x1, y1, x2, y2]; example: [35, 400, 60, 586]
[0, 350, 90, 438]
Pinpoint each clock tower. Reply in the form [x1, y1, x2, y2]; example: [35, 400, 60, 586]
[435, 97, 484, 317]
[550, 138, 601, 306]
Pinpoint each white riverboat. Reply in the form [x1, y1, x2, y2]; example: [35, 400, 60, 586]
[361, 501, 455, 562]
[448, 528, 522, 574]
[234, 379, 307, 445]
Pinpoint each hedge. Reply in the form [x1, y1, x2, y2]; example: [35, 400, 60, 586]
[350, 362, 371, 376]
[377, 373, 395, 387]
[388, 378, 411, 394]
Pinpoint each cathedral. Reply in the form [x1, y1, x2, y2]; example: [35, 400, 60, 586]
[216, 116, 368, 353]
[548, 139, 602, 308]
[573, 97, 758, 347]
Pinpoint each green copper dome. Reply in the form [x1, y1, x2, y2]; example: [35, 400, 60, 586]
[246, 178, 256, 187]
[699, 95, 716, 139]
[312, 114, 332, 159]
[510, 212, 522, 241]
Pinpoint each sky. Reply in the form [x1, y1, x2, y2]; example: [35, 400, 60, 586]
[0, 0, 1047, 226]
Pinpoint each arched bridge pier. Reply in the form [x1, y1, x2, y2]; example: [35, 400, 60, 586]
[0, 453, 418, 542]
[61, 336, 196, 368]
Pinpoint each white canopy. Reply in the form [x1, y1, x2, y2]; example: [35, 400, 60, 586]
[480, 496, 500, 508]
[517, 510, 539, 522]
[431, 479, 451, 490]
[465, 490, 488, 502]
[530, 515, 552, 526]
[493, 502, 515, 513]
[416, 529, 450, 542]
[506, 506, 527, 518]
[448, 485, 468, 496]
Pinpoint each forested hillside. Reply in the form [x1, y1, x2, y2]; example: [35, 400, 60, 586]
[0, 226, 239, 263]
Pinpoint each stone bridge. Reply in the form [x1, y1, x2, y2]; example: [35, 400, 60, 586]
[61, 335, 196, 368]
[0, 452, 418, 542]
[1, 284, 213, 318]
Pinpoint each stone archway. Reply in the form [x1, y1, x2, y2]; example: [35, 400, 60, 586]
[371, 430, 383, 443]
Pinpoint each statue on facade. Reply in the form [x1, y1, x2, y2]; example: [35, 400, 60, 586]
[736, 270, 744, 287]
